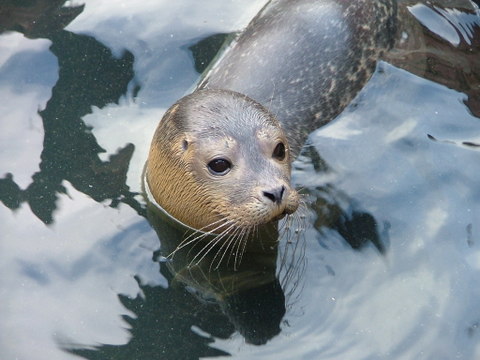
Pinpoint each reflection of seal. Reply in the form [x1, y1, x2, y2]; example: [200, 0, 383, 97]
[145, 189, 301, 345]
[146, 0, 396, 232]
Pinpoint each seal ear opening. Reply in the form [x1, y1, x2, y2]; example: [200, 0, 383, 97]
[182, 139, 188, 151]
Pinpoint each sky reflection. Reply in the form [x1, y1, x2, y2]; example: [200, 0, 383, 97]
[1, 0, 479, 359]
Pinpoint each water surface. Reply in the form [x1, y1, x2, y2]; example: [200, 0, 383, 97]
[1, 0, 480, 359]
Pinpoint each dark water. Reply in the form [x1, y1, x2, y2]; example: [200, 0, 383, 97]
[1, 0, 479, 359]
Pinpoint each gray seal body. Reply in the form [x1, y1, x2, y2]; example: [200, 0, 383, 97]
[145, 0, 396, 232]
[200, 0, 397, 155]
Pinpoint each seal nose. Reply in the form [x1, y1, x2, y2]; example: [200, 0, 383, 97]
[262, 186, 285, 204]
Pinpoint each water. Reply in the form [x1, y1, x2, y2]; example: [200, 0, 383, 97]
[1, 0, 479, 359]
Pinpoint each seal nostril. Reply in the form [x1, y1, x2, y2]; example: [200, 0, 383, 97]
[263, 186, 285, 204]
[263, 191, 276, 203]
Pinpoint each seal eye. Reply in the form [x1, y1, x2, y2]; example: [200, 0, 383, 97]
[272, 142, 286, 161]
[208, 158, 231, 175]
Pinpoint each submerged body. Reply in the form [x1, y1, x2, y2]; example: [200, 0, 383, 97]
[145, 0, 397, 232]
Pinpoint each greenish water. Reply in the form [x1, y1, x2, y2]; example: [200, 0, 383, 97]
[1, 1, 480, 359]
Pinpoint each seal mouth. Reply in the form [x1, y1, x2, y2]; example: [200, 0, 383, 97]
[272, 210, 288, 221]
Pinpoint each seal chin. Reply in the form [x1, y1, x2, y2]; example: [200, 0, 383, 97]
[273, 199, 299, 221]
[273, 213, 287, 221]
[271, 203, 298, 222]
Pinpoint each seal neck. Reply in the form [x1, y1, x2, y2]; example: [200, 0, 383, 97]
[143, 170, 212, 235]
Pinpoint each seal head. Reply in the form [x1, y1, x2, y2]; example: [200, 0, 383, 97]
[145, 89, 299, 232]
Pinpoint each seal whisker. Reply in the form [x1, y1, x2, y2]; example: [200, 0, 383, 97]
[280, 195, 308, 240]
[211, 225, 244, 271]
[258, 224, 272, 252]
[224, 226, 243, 269]
[296, 197, 309, 230]
[204, 224, 241, 271]
[188, 222, 238, 268]
[169, 219, 234, 259]
[236, 226, 251, 270]
[179, 217, 231, 246]
[283, 215, 307, 291]
[228, 229, 242, 271]
[214, 225, 245, 262]
[233, 226, 252, 271]
[224, 226, 246, 269]
[277, 198, 309, 286]
[188, 223, 237, 265]
[229, 227, 244, 271]
[277, 209, 307, 306]
[278, 217, 289, 236]
[255, 224, 262, 247]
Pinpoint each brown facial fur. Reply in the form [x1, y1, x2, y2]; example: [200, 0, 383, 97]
[146, 89, 299, 232]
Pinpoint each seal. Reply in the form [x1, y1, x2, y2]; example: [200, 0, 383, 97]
[145, 0, 396, 233]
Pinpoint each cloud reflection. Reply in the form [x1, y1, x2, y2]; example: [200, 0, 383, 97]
[0, 182, 162, 359]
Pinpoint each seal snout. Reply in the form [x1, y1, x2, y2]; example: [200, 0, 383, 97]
[262, 185, 285, 204]
[258, 183, 299, 222]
